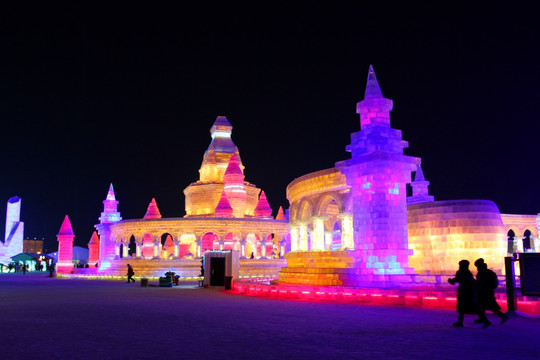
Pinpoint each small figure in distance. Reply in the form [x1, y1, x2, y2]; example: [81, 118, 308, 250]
[448, 259, 490, 328]
[250, 252, 254, 259]
[127, 264, 135, 283]
[474, 258, 509, 325]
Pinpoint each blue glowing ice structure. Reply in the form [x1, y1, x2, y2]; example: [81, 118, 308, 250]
[0, 196, 24, 265]
[336, 66, 419, 285]
[407, 165, 435, 205]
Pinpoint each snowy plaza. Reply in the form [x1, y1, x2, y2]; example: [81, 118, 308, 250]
[1, 273, 539, 360]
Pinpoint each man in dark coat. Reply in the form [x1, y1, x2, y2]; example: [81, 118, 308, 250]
[474, 258, 509, 325]
[448, 259, 490, 328]
[127, 264, 135, 283]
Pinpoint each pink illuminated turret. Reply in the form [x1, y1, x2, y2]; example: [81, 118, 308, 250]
[276, 206, 286, 220]
[407, 165, 435, 205]
[223, 154, 246, 218]
[144, 198, 162, 219]
[56, 215, 75, 274]
[215, 191, 234, 217]
[254, 191, 273, 218]
[99, 184, 122, 224]
[88, 231, 100, 265]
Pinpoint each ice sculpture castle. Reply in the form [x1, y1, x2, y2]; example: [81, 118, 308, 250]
[70, 65, 538, 284]
[78, 117, 289, 276]
[280, 66, 538, 287]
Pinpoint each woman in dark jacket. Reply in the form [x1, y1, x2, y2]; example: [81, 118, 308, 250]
[448, 259, 489, 328]
[474, 258, 509, 324]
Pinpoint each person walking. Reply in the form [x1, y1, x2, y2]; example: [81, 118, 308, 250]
[474, 258, 509, 325]
[448, 259, 490, 328]
[127, 264, 135, 283]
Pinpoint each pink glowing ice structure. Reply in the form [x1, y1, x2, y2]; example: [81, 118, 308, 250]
[223, 154, 246, 218]
[56, 215, 75, 273]
[95, 184, 123, 268]
[336, 65, 419, 283]
[254, 191, 272, 218]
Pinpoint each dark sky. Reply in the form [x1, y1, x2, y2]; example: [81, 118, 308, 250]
[1, 3, 539, 252]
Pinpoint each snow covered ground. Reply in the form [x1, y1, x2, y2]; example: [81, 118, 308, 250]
[1, 273, 539, 360]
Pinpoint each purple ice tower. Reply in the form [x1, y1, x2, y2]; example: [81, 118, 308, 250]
[337, 66, 419, 282]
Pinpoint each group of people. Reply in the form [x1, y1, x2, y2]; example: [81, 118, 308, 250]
[448, 258, 509, 328]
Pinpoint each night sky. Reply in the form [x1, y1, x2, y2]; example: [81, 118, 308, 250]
[2, 3, 539, 252]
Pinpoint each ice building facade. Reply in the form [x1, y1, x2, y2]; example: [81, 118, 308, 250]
[89, 117, 290, 277]
[281, 66, 538, 286]
[0, 196, 24, 265]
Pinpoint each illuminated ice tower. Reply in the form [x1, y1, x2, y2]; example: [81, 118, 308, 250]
[95, 184, 122, 265]
[0, 196, 24, 265]
[56, 215, 75, 273]
[336, 66, 419, 279]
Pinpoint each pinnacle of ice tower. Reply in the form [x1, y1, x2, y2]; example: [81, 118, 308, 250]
[224, 154, 244, 180]
[100, 183, 122, 223]
[364, 65, 383, 99]
[276, 206, 286, 220]
[89, 231, 100, 244]
[414, 164, 426, 182]
[106, 183, 116, 201]
[144, 198, 162, 219]
[223, 154, 246, 217]
[356, 65, 393, 128]
[254, 191, 273, 218]
[407, 164, 435, 205]
[57, 215, 75, 236]
[215, 191, 234, 217]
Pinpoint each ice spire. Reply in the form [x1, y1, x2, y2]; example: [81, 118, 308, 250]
[88, 231, 100, 265]
[414, 165, 426, 181]
[144, 198, 162, 219]
[215, 190, 233, 217]
[99, 183, 122, 223]
[407, 164, 435, 205]
[254, 191, 273, 218]
[224, 154, 246, 218]
[88, 231, 100, 244]
[57, 215, 75, 273]
[364, 65, 383, 99]
[106, 184, 116, 201]
[356, 65, 393, 129]
[275, 206, 286, 220]
[57, 215, 75, 236]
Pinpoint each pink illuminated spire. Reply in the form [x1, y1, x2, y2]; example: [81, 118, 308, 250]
[56, 215, 75, 273]
[88, 231, 100, 244]
[364, 65, 383, 99]
[215, 190, 233, 217]
[88, 231, 100, 265]
[254, 191, 272, 218]
[223, 154, 246, 217]
[224, 154, 243, 177]
[57, 215, 74, 236]
[276, 206, 285, 220]
[106, 183, 116, 201]
[144, 198, 162, 219]
[99, 183, 122, 223]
